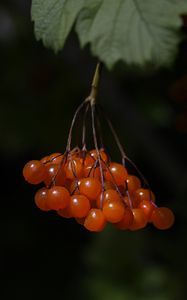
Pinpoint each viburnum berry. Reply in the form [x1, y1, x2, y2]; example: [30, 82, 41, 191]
[105, 162, 128, 186]
[44, 163, 66, 187]
[103, 199, 125, 223]
[151, 207, 175, 230]
[23, 160, 47, 184]
[34, 187, 50, 211]
[46, 186, 70, 210]
[65, 158, 83, 180]
[79, 178, 102, 201]
[125, 175, 141, 194]
[84, 208, 106, 232]
[138, 199, 155, 219]
[115, 208, 134, 230]
[70, 195, 91, 218]
[129, 208, 147, 231]
[134, 188, 155, 205]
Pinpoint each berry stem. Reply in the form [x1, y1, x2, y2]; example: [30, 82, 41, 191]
[88, 62, 102, 103]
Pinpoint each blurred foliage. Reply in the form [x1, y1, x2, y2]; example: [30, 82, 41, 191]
[1, 1, 187, 300]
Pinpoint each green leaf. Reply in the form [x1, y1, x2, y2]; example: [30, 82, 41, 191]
[31, 0, 187, 69]
[76, 0, 187, 69]
[31, 0, 86, 51]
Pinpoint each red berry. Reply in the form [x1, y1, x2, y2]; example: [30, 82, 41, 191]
[89, 149, 108, 163]
[96, 189, 121, 208]
[105, 163, 128, 186]
[134, 188, 155, 205]
[57, 206, 73, 218]
[126, 175, 141, 194]
[23, 160, 47, 184]
[79, 178, 102, 201]
[138, 199, 155, 219]
[103, 199, 125, 223]
[115, 208, 134, 230]
[48, 153, 63, 164]
[46, 186, 70, 210]
[44, 163, 66, 186]
[151, 207, 175, 230]
[34, 188, 50, 211]
[70, 195, 91, 218]
[129, 208, 147, 230]
[65, 159, 83, 180]
[84, 208, 106, 232]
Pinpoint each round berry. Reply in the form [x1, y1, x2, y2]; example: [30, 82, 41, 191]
[23, 160, 47, 184]
[103, 200, 125, 223]
[84, 209, 106, 232]
[79, 178, 102, 201]
[65, 159, 83, 180]
[70, 195, 91, 218]
[126, 175, 141, 194]
[135, 188, 155, 205]
[138, 199, 155, 219]
[34, 188, 50, 211]
[115, 208, 134, 230]
[46, 186, 70, 210]
[105, 163, 128, 186]
[129, 208, 147, 231]
[151, 207, 175, 230]
[57, 206, 73, 218]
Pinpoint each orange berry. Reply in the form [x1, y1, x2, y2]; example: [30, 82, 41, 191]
[57, 206, 73, 218]
[138, 199, 155, 219]
[44, 163, 66, 186]
[65, 159, 83, 180]
[126, 175, 141, 193]
[23, 160, 47, 184]
[96, 189, 121, 208]
[79, 178, 102, 201]
[48, 152, 63, 164]
[151, 207, 175, 230]
[115, 208, 134, 230]
[134, 188, 155, 205]
[89, 149, 108, 163]
[84, 208, 106, 232]
[129, 208, 147, 230]
[83, 165, 101, 179]
[70, 195, 91, 218]
[46, 186, 70, 210]
[34, 187, 50, 211]
[103, 200, 125, 223]
[105, 163, 128, 186]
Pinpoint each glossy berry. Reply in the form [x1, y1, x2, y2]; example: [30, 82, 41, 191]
[138, 199, 155, 219]
[103, 200, 125, 223]
[70, 195, 91, 218]
[44, 164, 66, 186]
[135, 188, 155, 205]
[79, 178, 102, 201]
[34, 188, 50, 211]
[105, 163, 128, 186]
[115, 208, 134, 230]
[126, 175, 141, 194]
[65, 159, 83, 180]
[129, 208, 147, 230]
[23, 160, 47, 184]
[48, 152, 63, 164]
[151, 207, 175, 230]
[96, 189, 121, 208]
[84, 209, 106, 232]
[57, 206, 73, 218]
[90, 149, 108, 163]
[46, 186, 70, 210]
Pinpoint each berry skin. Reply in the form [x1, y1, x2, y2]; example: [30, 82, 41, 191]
[44, 164, 66, 186]
[23, 160, 47, 184]
[46, 186, 70, 210]
[115, 208, 134, 230]
[105, 163, 128, 186]
[126, 175, 141, 194]
[57, 206, 73, 218]
[83, 165, 101, 179]
[65, 159, 83, 180]
[96, 189, 121, 208]
[79, 178, 102, 201]
[34, 188, 50, 211]
[48, 153, 63, 164]
[103, 199, 125, 223]
[138, 199, 155, 219]
[134, 188, 155, 205]
[70, 195, 91, 218]
[84, 209, 106, 232]
[151, 207, 175, 230]
[129, 208, 147, 230]
[89, 148, 108, 163]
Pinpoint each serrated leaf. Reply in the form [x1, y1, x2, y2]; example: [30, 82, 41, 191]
[31, 0, 187, 69]
[31, 0, 86, 51]
[76, 0, 187, 69]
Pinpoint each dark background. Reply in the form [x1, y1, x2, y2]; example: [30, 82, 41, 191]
[1, 1, 187, 299]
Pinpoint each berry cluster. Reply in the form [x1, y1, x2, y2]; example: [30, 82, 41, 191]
[23, 148, 175, 232]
